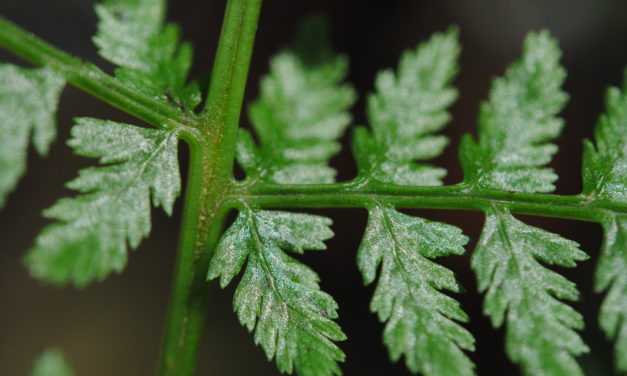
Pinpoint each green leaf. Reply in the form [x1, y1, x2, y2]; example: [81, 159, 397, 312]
[472, 208, 589, 376]
[208, 209, 345, 376]
[0, 65, 65, 208]
[237, 16, 356, 184]
[460, 31, 568, 193]
[93, 0, 200, 110]
[595, 216, 627, 373]
[582, 71, 627, 202]
[357, 205, 475, 376]
[25, 118, 180, 287]
[353, 27, 460, 185]
[30, 348, 74, 376]
[584, 72, 627, 373]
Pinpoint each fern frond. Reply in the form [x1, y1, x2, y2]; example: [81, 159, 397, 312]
[352, 27, 460, 185]
[236, 15, 356, 184]
[94, 0, 200, 110]
[25, 118, 181, 287]
[460, 31, 568, 192]
[584, 72, 627, 373]
[472, 209, 589, 376]
[0, 65, 65, 208]
[358, 205, 475, 376]
[208, 209, 345, 376]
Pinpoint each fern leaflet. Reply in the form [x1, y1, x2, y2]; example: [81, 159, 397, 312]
[0, 65, 65, 208]
[460, 31, 568, 192]
[236, 15, 355, 184]
[25, 118, 180, 287]
[584, 72, 627, 372]
[208, 209, 345, 376]
[472, 209, 589, 376]
[94, 0, 200, 110]
[358, 205, 474, 376]
[353, 27, 459, 185]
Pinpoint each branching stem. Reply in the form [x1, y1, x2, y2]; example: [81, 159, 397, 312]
[0, 15, 200, 140]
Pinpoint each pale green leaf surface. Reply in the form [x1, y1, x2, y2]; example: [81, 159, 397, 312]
[0, 65, 65, 208]
[94, 0, 200, 110]
[353, 27, 459, 186]
[208, 209, 345, 376]
[472, 209, 589, 376]
[584, 73, 627, 372]
[30, 348, 74, 376]
[237, 16, 355, 184]
[357, 205, 475, 376]
[460, 31, 568, 192]
[583, 72, 627, 202]
[25, 118, 180, 287]
[595, 216, 627, 372]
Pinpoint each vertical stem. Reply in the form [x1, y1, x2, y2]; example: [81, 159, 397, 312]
[158, 0, 262, 375]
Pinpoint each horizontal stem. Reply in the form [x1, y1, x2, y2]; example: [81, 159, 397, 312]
[227, 181, 627, 222]
[0, 15, 200, 140]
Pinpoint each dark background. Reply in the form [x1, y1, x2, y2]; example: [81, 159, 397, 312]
[1, 0, 626, 375]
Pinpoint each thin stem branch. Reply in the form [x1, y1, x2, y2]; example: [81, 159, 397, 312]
[0, 16, 199, 140]
[227, 181, 626, 222]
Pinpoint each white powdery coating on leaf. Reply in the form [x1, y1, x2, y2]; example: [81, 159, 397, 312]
[357, 205, 475, 376]
[0, 65, 65, 208]
[208, 209, 344, 376]
[93, 0, 164, 70]
[237, 38, 355, 184]
[584, 75, 627, 372]
[595, 216, 627, 372]
[93, 0, 199, 110]
[472, 209, 589, 376]
[25, 118, 180, 287]
[461, 31, 568, 193]
[583, 83, 627, 202]
[356, 27, 459, 186]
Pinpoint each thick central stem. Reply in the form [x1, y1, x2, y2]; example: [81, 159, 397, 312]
[158, 0, 262, 375]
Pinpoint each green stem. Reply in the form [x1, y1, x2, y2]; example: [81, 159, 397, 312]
[0, 15, 198, 138]
[158, 142, 232, 376]
[228, 181, 627, 222]
[202, 0, 262, 152]
[158, 0, 262, 375]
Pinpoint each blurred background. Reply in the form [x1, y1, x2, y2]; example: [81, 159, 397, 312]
[1, 0, 626, 375]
